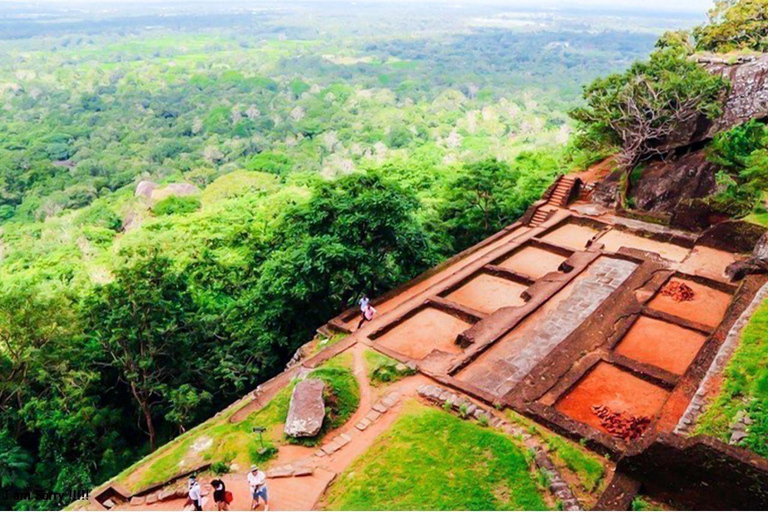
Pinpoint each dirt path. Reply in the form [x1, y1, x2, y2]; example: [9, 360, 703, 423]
[118, 341, 433, 511]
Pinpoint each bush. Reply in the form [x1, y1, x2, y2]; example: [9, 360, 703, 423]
[151, 195, 201, 216]
[694, 0, 768, 52]
[211, 461, 230, 475]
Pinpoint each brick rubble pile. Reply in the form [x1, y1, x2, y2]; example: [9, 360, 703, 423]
[592, 404, 651, 441]
[660, 280, 695, 302]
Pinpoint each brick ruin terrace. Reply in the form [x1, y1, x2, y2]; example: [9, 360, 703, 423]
[88, 172, 768, 511]
[326, 172, 768, 509]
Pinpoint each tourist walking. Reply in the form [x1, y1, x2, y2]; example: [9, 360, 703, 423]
[357, 303, 377, 330]
[211, 478, 228, 511]
[188, 475, 203, 511]
[358, 294, 370, 312]
[248, 465, 269, 511]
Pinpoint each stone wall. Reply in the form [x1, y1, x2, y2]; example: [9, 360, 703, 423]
[619, 433, 768, 510]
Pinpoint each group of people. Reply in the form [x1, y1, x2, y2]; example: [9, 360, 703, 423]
[187, 465, 269, 511]
[356, 294, 376, 329]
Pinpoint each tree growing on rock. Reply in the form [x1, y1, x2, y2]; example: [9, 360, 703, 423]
[570, 35, 728, 204]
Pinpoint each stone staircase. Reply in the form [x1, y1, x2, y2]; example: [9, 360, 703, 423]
[547, 175, 577, 207]
[528, 175, 578, 227]
[529, 206, 557, 227]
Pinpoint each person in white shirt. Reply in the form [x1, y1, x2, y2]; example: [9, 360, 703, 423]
[247, 465, 269, 511]
[358, 295, 370, 311]
[188, 475, 203, 511]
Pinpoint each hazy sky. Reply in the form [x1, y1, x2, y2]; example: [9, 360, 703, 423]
[0, 0, 716, 15]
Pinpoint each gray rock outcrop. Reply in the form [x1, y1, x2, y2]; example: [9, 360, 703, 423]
[135, 180, 157, 198]
[725, 232, 768, 281]
[629, 149, 719, 213]
[284, 378, 325, 438]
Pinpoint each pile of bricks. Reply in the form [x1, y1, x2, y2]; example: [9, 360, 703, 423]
[660, 280, 695, 302]
[592, 405, 651, 441]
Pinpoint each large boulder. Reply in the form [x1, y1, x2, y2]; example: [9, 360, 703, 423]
[724, 231, 768, 281]
[753, 232, 768, 261]
[135, 180, 157, 198]
[284, 379, 325, 438]
[630, 149, 718, 213]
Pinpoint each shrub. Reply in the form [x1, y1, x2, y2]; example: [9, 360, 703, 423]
[211, 461, 230, 475]
[151, 195, 201, 216]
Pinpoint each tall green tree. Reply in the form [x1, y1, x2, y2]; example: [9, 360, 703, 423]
[83, 250, 200, 451]
[229, 171, 437, 365]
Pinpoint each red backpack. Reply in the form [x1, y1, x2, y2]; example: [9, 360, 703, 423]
[225, 491, 234, 504]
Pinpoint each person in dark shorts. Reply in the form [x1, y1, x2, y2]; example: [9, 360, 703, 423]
[211, 478, 228, 511]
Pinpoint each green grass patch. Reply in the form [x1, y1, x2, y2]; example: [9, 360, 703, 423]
[545, 436, 604, 493]
[696, 300, 768, 456]
[364, 349, 415, 385]
[310, 332, 348, 357]
[505, 410, 605, 495]
[323, 403, 548, 510]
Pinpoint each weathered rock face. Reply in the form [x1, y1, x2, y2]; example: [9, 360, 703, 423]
[284, 378, 325, 438]
[665, 54, 768, 151]
[753, 232, 768, 261]
[630, 149, 719, 212]
[135, 180, 157, 198]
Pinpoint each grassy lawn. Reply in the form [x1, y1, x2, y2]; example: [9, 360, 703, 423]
[113, 351, 359, 493]
[696, 300, 768, 456]
[323, 402, 548, 510]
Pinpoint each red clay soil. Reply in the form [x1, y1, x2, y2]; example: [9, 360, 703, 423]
[375, 307, 471, 360]
[541, 223, 599, 250]
[498, 246, 568, 279]
[555, 363, 670, 435]
[445, 273, 528, 314]
[575, 157, 616, 185]
[614, 316, 707, 375]
[647, 278, 731, 328]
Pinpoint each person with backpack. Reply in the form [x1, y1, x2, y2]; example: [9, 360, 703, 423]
[211, 478, 229, 511]
[188, 475, 203, 511]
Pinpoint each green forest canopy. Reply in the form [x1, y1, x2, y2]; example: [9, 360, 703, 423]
[3, 0, 764, 509]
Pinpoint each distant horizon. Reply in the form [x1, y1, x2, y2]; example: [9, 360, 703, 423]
[0, 0, 715, 16]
